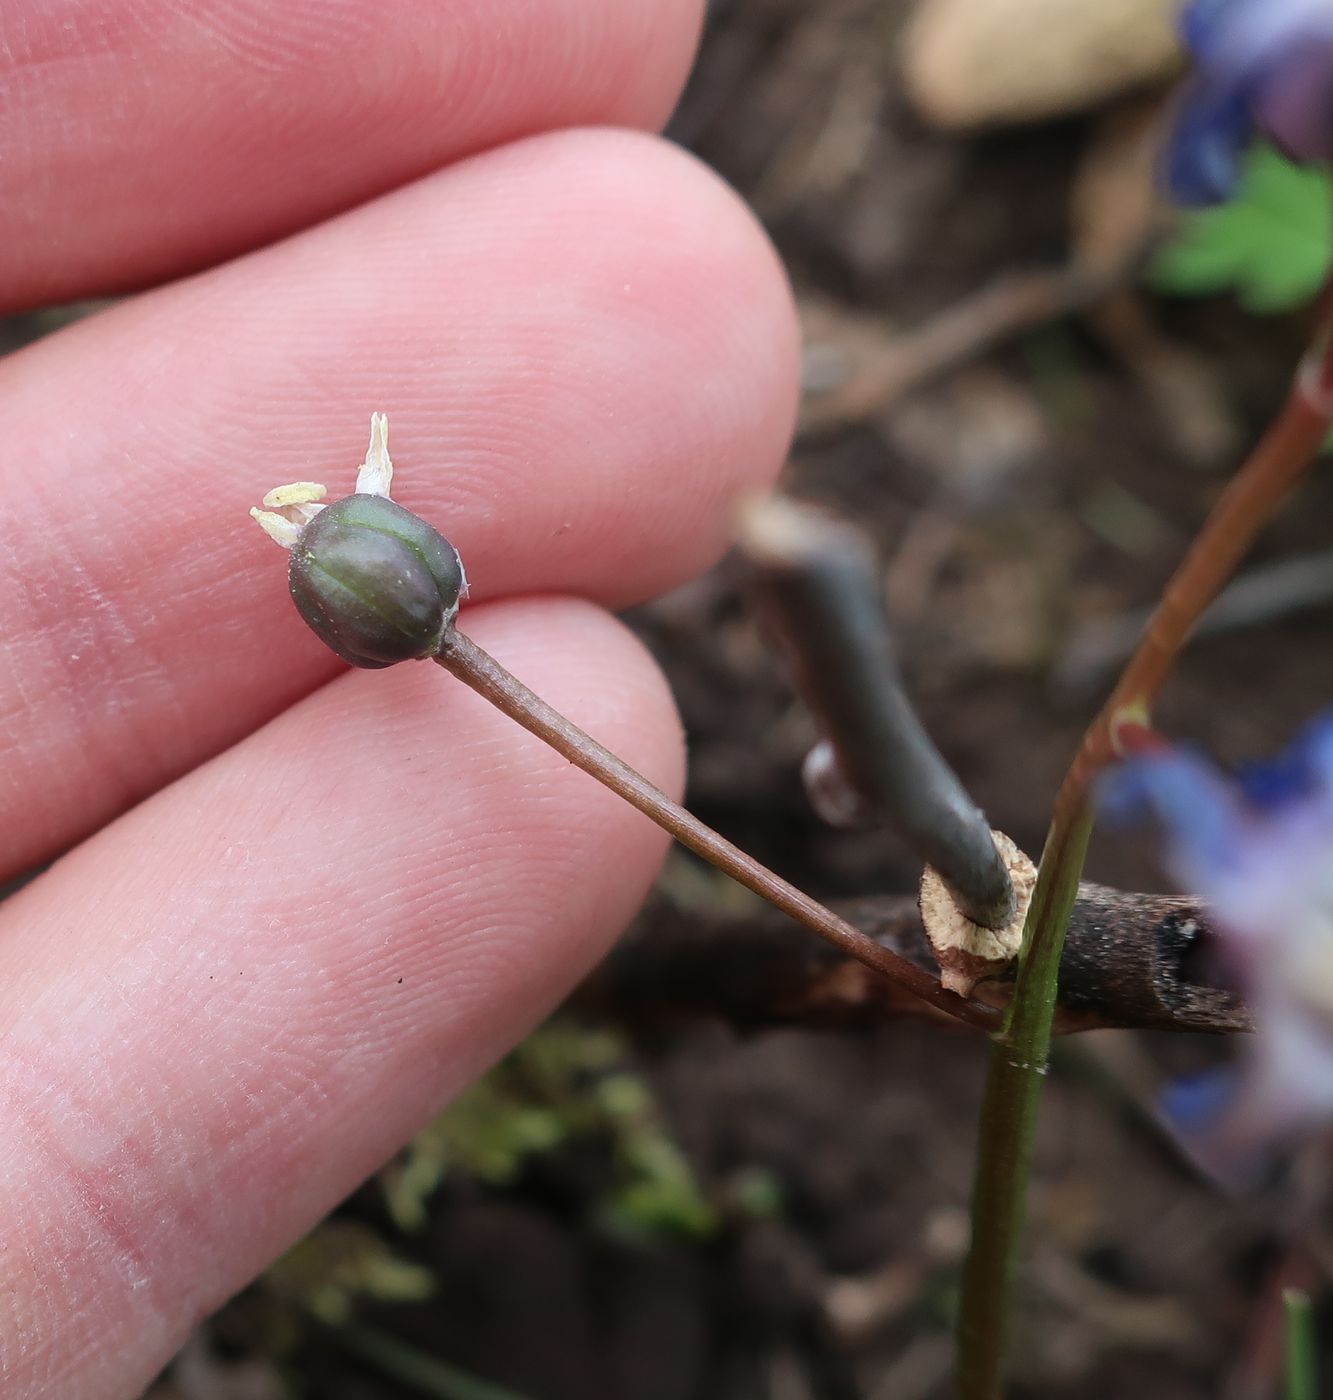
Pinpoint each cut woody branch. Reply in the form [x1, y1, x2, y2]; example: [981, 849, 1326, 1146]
[736, 494, 1039, 996]
[586, 885, 1249, 1037]
[737, 494, 1014, 927]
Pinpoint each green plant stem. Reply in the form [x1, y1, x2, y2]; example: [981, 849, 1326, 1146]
[956, 322, 1333, 1399]
[956, 804, 1093, 1394]
[1285, 1289, 1317, 1400]
[330, 1321, 531, 1400]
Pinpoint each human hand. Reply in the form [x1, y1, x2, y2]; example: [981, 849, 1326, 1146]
[0, 4, 798, 1393]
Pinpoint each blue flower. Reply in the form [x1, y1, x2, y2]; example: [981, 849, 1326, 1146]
[1101, 714, 1333, 1186]
[1168, 0, 1333, 204]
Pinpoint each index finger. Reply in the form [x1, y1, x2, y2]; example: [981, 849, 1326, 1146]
[0, 0, 703, 308]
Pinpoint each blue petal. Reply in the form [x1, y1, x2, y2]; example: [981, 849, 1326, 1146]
[1161, 1065, 1241, 1133]
[1253, 37, 1333, 163]
[1180, 0, 1241, 59]
[1236, 748, 1316, 809]
[1165, 81, 1257, 205]
[1240, 712, 1333, 810]
[1159, 1066, 1276, 1190]
[1297, 713, 1333, 791]
[1098, 751, 1241, 873]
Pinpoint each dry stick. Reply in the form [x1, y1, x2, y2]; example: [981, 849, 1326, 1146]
[957, 325, 1333, 1400]
[800, 252, 1147, 434]
[737, 495, 1015, 931]
[434, 631, 1001, 1032]
[1058, 547, 1333, 690]
[590, 886, 1249, 1037]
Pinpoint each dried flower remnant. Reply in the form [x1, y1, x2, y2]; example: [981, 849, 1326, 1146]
[920, 830, 1037, 997]
[1102, 715, 1333, 1183]
[1167, 0, 1333, 204]
[251, 414, 466, 668]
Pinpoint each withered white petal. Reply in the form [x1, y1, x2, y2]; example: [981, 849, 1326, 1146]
[262, 482, 327, 509]
[249, 411, 392, 550]
[249, 507, 303, 550]
[354, 411, 394, 497]
[919, 830, 1036, 998]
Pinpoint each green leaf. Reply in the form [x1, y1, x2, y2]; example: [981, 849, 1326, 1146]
[267, 1221, 435, 1326]
[1149, 145, 1333, 314]
[380, 1019, 719, 1241]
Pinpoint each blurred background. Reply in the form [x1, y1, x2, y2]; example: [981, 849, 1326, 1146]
[13, 0, 1333, 1396]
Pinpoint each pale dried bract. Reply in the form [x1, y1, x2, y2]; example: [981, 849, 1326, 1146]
[920, 829, 1036, 996]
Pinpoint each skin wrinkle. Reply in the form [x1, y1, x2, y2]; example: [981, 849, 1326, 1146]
[2, 940, 426, 1394]
[0, 538, 134, 839]
[0, 15, 143, 268]
[1, 3, 132, 67]
[0, 491, 186, 840]
[0, 27, 122, 102]
[0, 1046, 191, 1370]
[171, 0, 337, 76]
[0, 1, 704, 304]
[5, 1066, 307, 1399]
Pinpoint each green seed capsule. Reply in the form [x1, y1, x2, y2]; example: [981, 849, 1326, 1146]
[288, 494, 465, 668]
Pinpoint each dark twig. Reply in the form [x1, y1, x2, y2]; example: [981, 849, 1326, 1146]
[737, 495, 1015, 931]
[588, 884, 1250, 1037]
[434, 631, 1001, 1031]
